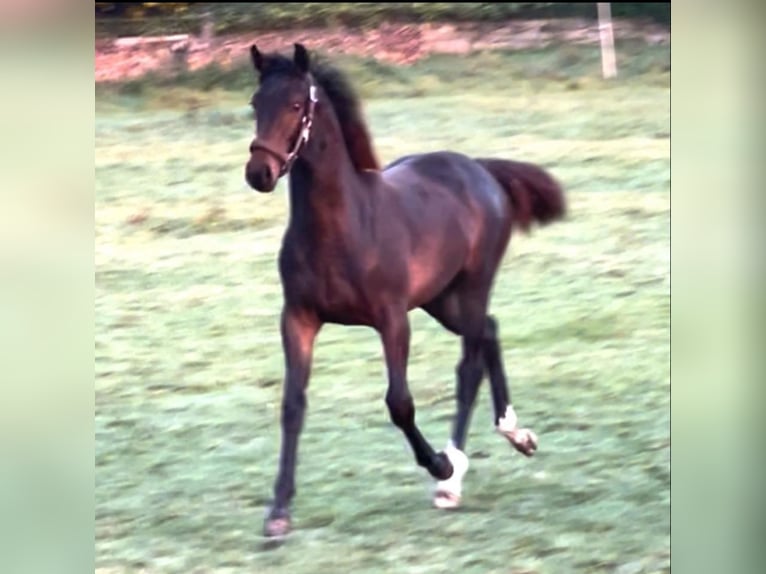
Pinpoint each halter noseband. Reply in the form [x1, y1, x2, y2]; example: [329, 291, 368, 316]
[251, 82, 318, 177]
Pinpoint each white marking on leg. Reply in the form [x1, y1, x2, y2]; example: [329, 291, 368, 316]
[433, 440, 469, 510]
[497, 404, 518, 434]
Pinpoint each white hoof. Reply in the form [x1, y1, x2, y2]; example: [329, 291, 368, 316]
[433, 441, 469, 510]
[433, 490, 462, 510]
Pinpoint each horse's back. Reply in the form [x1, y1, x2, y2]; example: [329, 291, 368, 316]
[383, 150, 481, 178]
[382, 150, 509, 219]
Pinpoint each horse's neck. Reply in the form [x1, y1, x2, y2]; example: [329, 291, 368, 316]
[286, 110, 364, 241]
[287, 162, 347, 234]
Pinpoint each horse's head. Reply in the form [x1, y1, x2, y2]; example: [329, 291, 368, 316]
[245, 43, 319, 193]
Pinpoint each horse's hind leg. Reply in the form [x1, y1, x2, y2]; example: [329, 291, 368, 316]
[423, 292, 538, 509]
[483, 316, 538, 457]
[422, 290, 487, 509]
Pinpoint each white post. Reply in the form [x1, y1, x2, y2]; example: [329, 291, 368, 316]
[201, 11, 215, 47]
[597, 3, 617, 78]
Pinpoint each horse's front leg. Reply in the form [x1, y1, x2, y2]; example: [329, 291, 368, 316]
[264, 307, 320, 539]
[379, 309, 454, 481]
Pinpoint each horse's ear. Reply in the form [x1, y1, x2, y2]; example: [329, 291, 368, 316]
[293, 43, 310, 74]
[250, 44, 263, 73]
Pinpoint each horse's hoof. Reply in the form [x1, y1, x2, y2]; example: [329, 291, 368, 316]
[500, 427, 538, 457]
[433, 489, 461, 510]
[263, 509, 292, 539]
[264, 516, 291, 539]
[430, 451, 454, 480]
[433, 443, 469, 510]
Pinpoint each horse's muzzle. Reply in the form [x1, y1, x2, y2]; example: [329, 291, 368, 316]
[245, 160, 276, 193]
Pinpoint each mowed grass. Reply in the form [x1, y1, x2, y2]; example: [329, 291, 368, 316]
[96, 46, 670, 574]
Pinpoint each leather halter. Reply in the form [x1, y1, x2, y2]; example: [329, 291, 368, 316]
[250, 82, 318, 177]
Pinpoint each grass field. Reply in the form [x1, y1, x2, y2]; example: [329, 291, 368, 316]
[96, 44, 670, 573]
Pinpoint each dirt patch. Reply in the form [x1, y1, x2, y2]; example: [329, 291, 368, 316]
[95, 18, 670, 83]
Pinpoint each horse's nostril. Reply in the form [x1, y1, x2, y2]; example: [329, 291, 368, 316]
[261, 165, 273, 184]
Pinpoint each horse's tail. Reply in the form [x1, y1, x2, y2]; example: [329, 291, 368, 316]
[475, 158, 566, 233]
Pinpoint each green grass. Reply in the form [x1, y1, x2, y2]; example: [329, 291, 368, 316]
[96, 47, 670, 573]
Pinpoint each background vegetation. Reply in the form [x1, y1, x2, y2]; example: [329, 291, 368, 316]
[95, 2, 671, 37]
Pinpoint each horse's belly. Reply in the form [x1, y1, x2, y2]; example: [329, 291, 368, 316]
[407, 254, 465, 308]
[315, 278, 378, 327]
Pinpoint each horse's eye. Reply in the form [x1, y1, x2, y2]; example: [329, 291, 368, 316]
[292, 102, 302, 112]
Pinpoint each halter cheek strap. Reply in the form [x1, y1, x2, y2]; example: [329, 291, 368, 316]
[251, 83, 318, 177]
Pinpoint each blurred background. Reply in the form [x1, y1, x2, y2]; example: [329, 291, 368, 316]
[95, 3, 670, 573]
